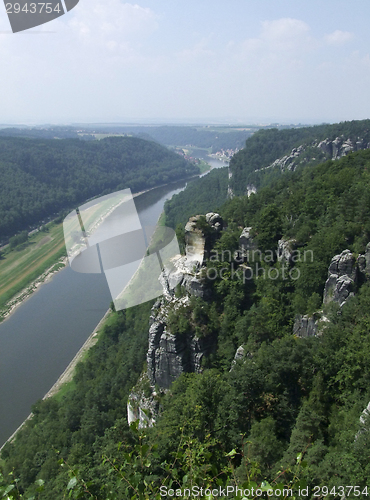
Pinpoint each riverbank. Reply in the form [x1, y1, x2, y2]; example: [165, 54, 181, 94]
[0, 175, 201, 325]
[0, 307, 112, 451]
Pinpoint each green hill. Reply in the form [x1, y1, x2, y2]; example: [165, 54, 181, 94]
[0, 136, 198, 241]
[229, 119, 370, 195]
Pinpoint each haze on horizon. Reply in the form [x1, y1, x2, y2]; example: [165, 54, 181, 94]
[0, 0, 369, 125]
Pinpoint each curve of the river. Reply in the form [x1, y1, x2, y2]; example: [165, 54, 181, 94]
[0, 155, 227, 446]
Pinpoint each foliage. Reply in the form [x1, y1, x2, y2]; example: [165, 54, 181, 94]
[0, 136, 198, 241]
[164, 167, 228, 229]
[9, 231, 29, 249]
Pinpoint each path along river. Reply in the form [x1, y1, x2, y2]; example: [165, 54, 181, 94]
[0, 153, 227, 447]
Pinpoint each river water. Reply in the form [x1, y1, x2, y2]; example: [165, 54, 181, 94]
[0, 155, 227, 446]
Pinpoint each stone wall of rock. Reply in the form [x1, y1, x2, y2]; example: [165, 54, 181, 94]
[294, 244, 370, 338]
[128, 214, 223, 425]
[323, 250, 357, 307]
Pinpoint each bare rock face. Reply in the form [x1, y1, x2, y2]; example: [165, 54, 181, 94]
[146, 304, 216, 390]
[293, 314, 318, 337]
[267, 145, 305, 172]
[318, 136, 370, 160]
[264, 136, 370, 176]
[323, 250, 357, 306]
[146, 214, 223, 391]
[239, 227, 257, 252]
[184, 216, 207, 267]
[127, 373, 158, 429]
[246, 184, 257, 197]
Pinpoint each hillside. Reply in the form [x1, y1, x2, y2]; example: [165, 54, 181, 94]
[229, 119, 370, 196]
[0, 136, 198, 241]
[2, 146, 370, 497]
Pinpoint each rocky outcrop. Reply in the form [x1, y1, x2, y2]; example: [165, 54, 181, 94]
[323, 250, 357, 306]
[239, 227, 257, 252]
[246, 184, 257, 197]
[147, 308, 215, 389]
[228, 169, 234, 199]
[294, 243, 370, 337]
[128, 214, 222, 425]
[293, 312, 330, 338]
[148, 215, 222, 385]
[277, 238, 297, 264]
[262, 136, 370, 175]
[127, 373, 158, 428]
[266, 145, 305, 172]
[318, 136, 370, 160]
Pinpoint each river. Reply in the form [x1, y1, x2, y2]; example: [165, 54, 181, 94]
[0, 154, 227, 447]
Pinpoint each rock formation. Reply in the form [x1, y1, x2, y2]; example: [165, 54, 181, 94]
[263, 136, 370, 174]
[294, 244, 370, 337]
[277, 238, 297, 264]
[128, 214, 223, 426]
[323, 250, 357, 307]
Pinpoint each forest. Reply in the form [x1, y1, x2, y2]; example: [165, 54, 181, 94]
[0, 135, 198, 242]
[229, 119, 370, 195]
[2, 132, 370, 498]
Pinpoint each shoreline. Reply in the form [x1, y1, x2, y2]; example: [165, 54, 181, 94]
[0, 257, 68, 324]
[43, 307, 112, 399]
[0, 175, 198, 325]
[0, 308, 112, 451]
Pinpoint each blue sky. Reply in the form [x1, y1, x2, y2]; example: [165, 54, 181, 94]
[0, 0, 370, 124]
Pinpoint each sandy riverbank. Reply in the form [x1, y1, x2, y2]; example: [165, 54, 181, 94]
[0, 176, 198, 324]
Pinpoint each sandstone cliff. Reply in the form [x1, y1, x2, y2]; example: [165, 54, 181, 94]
[127, 213, 222, 426]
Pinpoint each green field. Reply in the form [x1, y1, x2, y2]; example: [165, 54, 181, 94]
[0, 222, 67, 313]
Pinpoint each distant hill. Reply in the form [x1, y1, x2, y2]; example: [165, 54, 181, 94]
[86, 124, 257, 152]
[0, 136, 198, 240]
[229, 119, 370, 196]
[0, 126, 95, 140]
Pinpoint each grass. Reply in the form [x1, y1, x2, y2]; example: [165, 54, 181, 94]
[198, 160, 212, 174]
[0, 222, 67, 311]
[53, 379, 76, 402]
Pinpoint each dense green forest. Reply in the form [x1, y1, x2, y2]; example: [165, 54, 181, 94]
[229, 119, 370, 195]
[0, 136, 198, 241]
[164, 167, 229, 229]
[2, 143, 370, 498]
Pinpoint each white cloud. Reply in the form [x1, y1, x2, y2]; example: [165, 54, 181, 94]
[68, 1, 159, 49]
[325, 30, 353, 46]
[260, 18, 310, 50]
